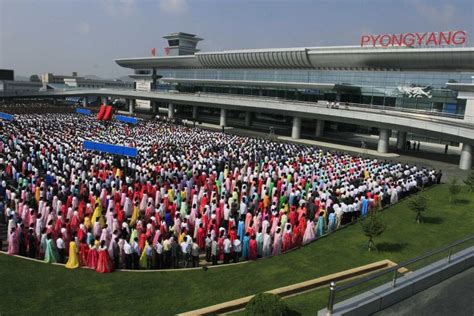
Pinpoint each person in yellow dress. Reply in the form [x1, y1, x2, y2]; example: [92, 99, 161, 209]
[91, 200, 104, 228]
[84, 215, 91, 230]
[65, 238, 80, 269]
[139, 240, 149, 269]
[130, 202, 140, 227]
[35, 186, 41, 204]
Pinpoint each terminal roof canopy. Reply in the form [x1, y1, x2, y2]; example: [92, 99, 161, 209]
[115, 46, 474, 71]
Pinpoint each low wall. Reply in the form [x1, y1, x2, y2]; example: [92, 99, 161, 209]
[318, 245, 474, 316]
[179, 259, 399, 316]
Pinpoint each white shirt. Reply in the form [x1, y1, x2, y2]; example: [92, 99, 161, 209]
[155, 243, 163, 254]
[124, 243, 132, 255]
[223, 238, 232, 253]
[233, 239, 242, 252]
[56, 238, 65, 250]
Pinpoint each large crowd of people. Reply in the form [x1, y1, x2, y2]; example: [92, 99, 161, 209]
[0, 112, 441, 273]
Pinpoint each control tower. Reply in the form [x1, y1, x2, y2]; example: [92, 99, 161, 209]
[163, 32, 203, 56]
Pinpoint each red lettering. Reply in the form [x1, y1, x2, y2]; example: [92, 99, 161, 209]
[360, 35, 370, 47]
[415, 32, 427, 45]
[425, 32, 438, 46]
[438, 31, 452, 45]
[370, 34, 381, 47]
[391, 34, 403, 46]
[452, 30, 466, 45]
[380, 34, 391, 47]
[403, 33, 415, 47]
[361, 30, 467, 47]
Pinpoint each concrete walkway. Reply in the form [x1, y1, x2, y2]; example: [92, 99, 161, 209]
[374, 267, 474, 316]
[278, 136, 399, 158]
[184, 120, 398, 157]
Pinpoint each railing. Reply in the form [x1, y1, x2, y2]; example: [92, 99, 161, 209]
[325, 235, 474, 315]
[143, 90, 474, 128]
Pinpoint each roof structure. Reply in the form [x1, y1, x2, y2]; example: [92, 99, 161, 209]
[115, 46, 474, 71]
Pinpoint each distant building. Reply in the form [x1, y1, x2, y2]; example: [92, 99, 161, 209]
[0, 69, 14, 81]
[0, 80, 42, 93]
[41, 72, 133, 90]
[41, 72, 78, 85]
[0, 68, 41, 93]
[63, 77, 133, 89]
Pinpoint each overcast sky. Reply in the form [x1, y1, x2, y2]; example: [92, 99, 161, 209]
[0, 0, 472, 79]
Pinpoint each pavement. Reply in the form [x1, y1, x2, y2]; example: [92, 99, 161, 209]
[374, 267, 474, 316]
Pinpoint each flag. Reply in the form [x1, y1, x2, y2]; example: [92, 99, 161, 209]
[151, 48, 156, 56]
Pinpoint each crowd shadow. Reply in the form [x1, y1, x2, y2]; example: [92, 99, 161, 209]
[423, 216, 444, 224]
[376, 242, 408, 253]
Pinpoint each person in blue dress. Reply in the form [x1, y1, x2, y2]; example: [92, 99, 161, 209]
[316, 212, 325, 237]
[242, 232, 250, 260]
[237, 217, 245, 241]
[328, 212, 336, 232]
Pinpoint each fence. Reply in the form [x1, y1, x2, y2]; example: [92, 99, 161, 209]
[325, 235, 474, 315]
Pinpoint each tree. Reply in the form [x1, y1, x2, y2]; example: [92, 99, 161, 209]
[361, 211, 386, 251]
[245, 293, 289, 316]
[409, 193, 428, 223]
[463, 170, 474, 193]
[30, 74, 40, 82]
[448, 178, 461, 204]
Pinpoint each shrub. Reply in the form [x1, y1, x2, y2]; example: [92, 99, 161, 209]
[463, 170, 474, 193]
[409, 194, 428, 223]
[245, 293, 289, 316]
[361, 210, 386, 251]
[448, 178, 461, 204]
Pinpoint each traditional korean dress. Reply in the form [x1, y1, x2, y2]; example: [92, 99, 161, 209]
[65, 241, 80, 269]
[44, 238, 59, 263]
[96, 246, 113, 273]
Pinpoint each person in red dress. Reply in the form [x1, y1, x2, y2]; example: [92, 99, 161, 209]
[79, 238, 89, 266]
[86, 239, 99, 269]
[249, 235, 257, 261]
[96, 240, 113, 273]
[197, 223, 205, 250]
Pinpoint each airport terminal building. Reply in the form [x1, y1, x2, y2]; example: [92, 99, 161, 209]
[112, 32, 474, 169]
[116, 31, 473, 117]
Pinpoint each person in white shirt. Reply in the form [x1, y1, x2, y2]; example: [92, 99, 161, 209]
[155, 239, 163, 269]
[56, 235, 66, 263]
[191, 238, 200, 267]
[223, 236, 232, 264]
[205, 234, 212, 262]
[233, 236, 242, 263]
[123, 240, 132, 269]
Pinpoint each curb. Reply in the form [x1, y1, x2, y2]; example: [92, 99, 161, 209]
[178, 259, 400, 316]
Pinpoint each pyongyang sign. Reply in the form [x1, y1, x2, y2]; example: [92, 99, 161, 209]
[360, 30, 467, 47]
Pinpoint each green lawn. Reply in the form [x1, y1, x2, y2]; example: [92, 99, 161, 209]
[0, 185, 473, 316]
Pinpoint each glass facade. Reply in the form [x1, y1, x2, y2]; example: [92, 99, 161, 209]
[152, 68, 473, 115]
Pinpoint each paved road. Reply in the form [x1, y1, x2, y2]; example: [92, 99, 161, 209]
[374, 268, 474, 316]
